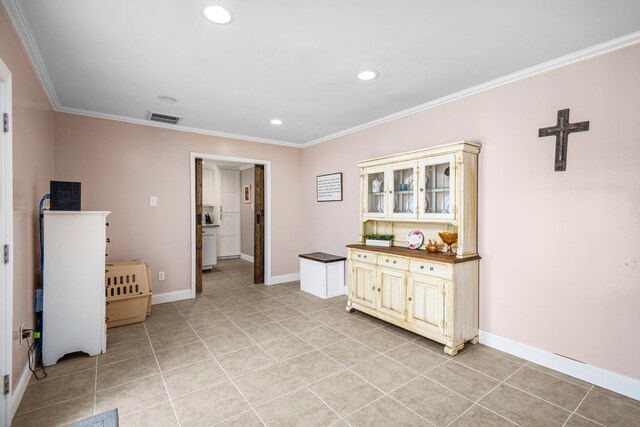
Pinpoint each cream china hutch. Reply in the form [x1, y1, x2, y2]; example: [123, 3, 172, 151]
[346, 141, 481, 355]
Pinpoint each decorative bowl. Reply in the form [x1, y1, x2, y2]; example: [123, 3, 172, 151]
[438, 232, 458, 255]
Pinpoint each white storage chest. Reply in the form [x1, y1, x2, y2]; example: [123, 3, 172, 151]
[299, 252, 346, 299]
[42, 211, 110, 366]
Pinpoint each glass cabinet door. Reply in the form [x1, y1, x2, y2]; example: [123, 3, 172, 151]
[389, 163, 418, 219]
[419, 157, 455, 219]
[364, 168, 387, 218]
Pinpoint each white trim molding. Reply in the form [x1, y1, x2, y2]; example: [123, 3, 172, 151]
[190, 153, 273, 292]
[3, 0, 640, 150]
[56, 106, 302, 148]
[151, 289, 193, 305]
[302, 30, 640, 147]
[1, 0, 60, 108]
[479, 330, 640, 401]
[10, 363, 30, 420]
[270, 272, 300, 285]
[240, 253, 254, 263]
[0, 56, 14, 426]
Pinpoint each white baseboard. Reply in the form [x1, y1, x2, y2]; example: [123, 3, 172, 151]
[269, 272, 300, 285]
[152, 289, 193, 305]
[11, 363, 31, 420]
[479, 330, 640, 401]
[240, 253, 254, 263]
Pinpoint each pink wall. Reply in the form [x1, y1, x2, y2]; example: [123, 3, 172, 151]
[6, 0, 638, 385]
[0, 7, 54, 390]
[301, 44, 640, 380]
[53, 114, 304, 294]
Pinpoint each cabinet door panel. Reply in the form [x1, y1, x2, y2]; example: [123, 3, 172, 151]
[363, 166, 388, 219]
[351, 262, 376, 308]
[377, 268, 406, 320]
[203, 168, 215, 206]
[389, 162, 418, 220]
[418, 155, 456, 220]
[408, 274, 444, 335]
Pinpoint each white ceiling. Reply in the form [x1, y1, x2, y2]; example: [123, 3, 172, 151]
[5, 0, 640, 146]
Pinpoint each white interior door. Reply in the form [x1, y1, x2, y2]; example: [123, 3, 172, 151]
[0, 59, 13, 426]
[218, 168, 241, 257]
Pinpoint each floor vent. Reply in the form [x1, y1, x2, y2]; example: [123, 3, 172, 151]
[148, 111, 182, 125]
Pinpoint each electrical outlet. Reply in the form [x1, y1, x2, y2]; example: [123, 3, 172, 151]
[149, 196, 158, 207]
[19, 325, 31, 343]
[158, 271, 165, 281]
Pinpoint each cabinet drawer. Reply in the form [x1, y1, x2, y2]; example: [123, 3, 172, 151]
[377, 254, 409, 271]
[350, 250, 376, 264]
[409, 260, 451, 279]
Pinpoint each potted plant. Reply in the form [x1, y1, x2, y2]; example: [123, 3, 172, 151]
[364, 234, 394, 247]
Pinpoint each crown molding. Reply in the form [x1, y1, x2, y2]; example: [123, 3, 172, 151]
[56, 106, 303, 148]
[301, 30, 640, 148]
[4, 0, 639, 150]
[1, 0, 61, 108]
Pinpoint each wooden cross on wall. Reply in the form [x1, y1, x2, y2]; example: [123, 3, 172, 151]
[538, 109, 589, 171]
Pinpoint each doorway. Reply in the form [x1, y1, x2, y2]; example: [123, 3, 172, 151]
[0, 58, 14, 426]
[190, 153, 271, 296]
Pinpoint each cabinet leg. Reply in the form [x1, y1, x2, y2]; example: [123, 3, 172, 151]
[345, 299, 355, 313]
[444, 343, 465, 356]
[470, 336, 479, 345]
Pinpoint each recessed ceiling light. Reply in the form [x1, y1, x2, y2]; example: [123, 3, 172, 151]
[204, 6, 234, 24]
[357, 70, 378, 81]
[157, 95, 178, 103]
[270, 119, 283, 125]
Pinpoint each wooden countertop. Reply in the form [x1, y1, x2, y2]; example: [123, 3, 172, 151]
[346, 244, 480, 264]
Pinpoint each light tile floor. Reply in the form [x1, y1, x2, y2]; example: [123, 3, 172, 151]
[13, 259, 640, 426]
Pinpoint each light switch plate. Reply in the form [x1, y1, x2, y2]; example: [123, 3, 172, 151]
[150, 196, 158, 206]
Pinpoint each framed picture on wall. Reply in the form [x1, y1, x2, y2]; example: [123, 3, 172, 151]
[244, 185, 251, 203]
[316, 172, 343, 202]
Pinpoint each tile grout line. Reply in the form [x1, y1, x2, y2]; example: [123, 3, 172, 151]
[560, 385, 606, 427]
[114, 400, 175, 422]
[523, 360, 593, 391]
[185, 266, 625, 427]
[112, 315, 502, 425]
[215, 310, 282, 364]
[181, 310, 270, 427]
[230, 284, 442, 424]
[443, 362, 527, 427]
[304, 386, 348, 425]
[500, 381, 584, 415]
[209, 409, 258, 426]
[142, 322, 182, 427]
[292, 322, 438, 426]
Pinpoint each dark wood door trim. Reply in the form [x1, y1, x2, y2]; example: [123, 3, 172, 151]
[254, 164, 265, 284]
[195, 158, 203, 293]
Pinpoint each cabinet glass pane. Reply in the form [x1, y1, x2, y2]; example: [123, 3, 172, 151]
[393, 167, 414, 214]
[424, 163, 451, 214]
[367, 172, 385, 213]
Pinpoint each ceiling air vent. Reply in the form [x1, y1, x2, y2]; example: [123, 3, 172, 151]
[148, 111, 182, 125]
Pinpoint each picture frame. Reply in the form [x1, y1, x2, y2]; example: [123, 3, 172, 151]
[316, 172, 343, 202]
[243, 184, 251, 203]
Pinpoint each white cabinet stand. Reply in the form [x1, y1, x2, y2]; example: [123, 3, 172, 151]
[299, 253, 346, 299]
[42, 211, 109, 366]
